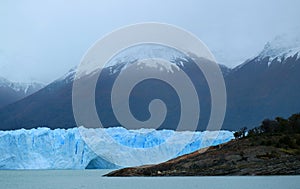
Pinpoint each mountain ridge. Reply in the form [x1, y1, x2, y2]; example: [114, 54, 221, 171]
[0, 76, 44, 108]
[0, 36, 300, 131]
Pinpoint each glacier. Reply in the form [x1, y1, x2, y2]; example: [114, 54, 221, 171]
[0, 127, 234, 169]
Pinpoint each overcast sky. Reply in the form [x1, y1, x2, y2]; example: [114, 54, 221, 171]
[1, 0, 300, 83]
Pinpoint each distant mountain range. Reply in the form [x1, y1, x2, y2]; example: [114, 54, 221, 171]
[0, 36, 299, 131]
[0, 77, 44, 108]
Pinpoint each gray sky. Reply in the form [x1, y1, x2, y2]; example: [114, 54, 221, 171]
[1, 0, 300, 83]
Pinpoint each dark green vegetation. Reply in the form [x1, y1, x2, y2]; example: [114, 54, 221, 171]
[105, 113, 300, 176]
[242, 113, 300, 154]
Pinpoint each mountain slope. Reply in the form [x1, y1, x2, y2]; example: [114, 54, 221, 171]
[0, 37, 300, 131]
[223, 35, 300, 129]
[0, 57, 224, 130]
[0, 77, 44, 108]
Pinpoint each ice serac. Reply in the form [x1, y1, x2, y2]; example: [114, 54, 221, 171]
[0, 127, 234, 169]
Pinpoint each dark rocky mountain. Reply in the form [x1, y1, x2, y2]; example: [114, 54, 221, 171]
[0, 38, 300, 131]
[224, 34, 300, 130]
[0, 77, 44, 108]
[0, 57, 219, 130]
[224, 54, 300, 130]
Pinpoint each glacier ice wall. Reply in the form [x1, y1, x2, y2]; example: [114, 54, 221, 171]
[0, 127, 233, 169]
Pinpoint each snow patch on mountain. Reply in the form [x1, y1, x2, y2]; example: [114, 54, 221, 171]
[0, 76, 44, 94]
[258, 34, 300, 66]
[57, 67, 77, 84]
[108, 44, 185, 66]
[232, 34, 300, 71]
[74, 44, 187, 79]
[136, 59, 180, 73]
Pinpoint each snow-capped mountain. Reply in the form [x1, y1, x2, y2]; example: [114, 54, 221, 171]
[0, 76, 44, 108]
[224, 34, 300, 129]
[233, 34, 300, 71]
[258, 34, 300, 64]
[0, 127, 233, 169]
[0, 44, 223, 130]
[56, 67, 77, 84]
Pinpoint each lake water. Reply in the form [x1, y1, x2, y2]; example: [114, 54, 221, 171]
[0, 170, 299, 189]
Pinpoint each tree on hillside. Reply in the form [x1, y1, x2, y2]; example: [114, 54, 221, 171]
[234, 127, 247, 139]
[247, 113, 300, 137]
